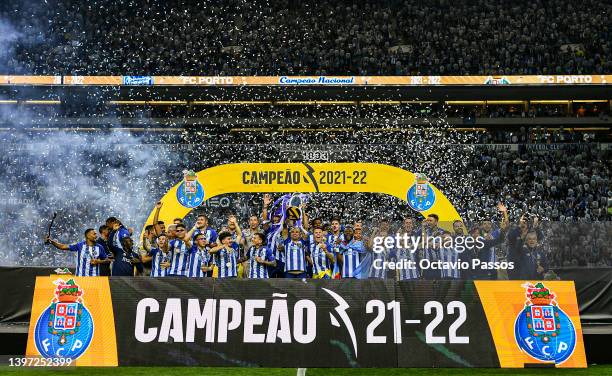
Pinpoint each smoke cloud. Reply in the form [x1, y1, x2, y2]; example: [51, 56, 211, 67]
[0, 7, 479, 267]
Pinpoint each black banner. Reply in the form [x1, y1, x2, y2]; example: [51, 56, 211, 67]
[0, 267, 57, 324]
[2, 266, 611, 335]
[394, 282, 498, 367]
[556, 268, 612, 334]
[110, 278, 498, 367]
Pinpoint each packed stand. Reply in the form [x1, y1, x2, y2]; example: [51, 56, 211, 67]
[1, 0, 610, 75]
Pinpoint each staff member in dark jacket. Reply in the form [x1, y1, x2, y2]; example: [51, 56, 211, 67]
[509, 231, 548, 280]
[506, 214, 544, 279]
[107, 217, 140, 276]
[96, 224, 112, 276]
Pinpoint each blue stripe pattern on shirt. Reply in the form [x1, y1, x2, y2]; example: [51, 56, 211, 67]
[248, 246, 273, 279]
[439, 247, 461, 279]
[70, 242, 105, 277]
[310, 242, 333, 275]
[339, 239, 364, 278]
[188, 246, 211, 278]
[168, 239, 190, 276]
[150, 248, 171, 277]
[396, 248, 420, 280]
[216, 247, 238, 278]
[284, 240, 307, 272]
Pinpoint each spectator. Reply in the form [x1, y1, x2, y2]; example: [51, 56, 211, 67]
[1, 0, 610, 76]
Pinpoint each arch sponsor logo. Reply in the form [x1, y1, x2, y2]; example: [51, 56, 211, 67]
[484, 75, 511, 85]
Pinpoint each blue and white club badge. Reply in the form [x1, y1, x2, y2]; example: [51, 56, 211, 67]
[34, 279, 94, 359]
[514, 282, 577, 364]
[177, 169, 205, 208]
[407, 173, 436, 212]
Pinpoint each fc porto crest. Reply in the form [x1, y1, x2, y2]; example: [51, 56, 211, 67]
[514, 282, 577, 364]
[407, 173, 435, 212]
[34, 279, 94, 359]
[177, 169, 205, 208]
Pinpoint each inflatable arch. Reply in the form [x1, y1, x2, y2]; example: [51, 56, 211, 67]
[143, 162, 462, 232]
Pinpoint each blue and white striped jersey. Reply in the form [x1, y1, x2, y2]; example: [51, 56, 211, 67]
[306, 232, 315, 246]
[246, 246, 274, 279]
[369, 247, 391, 279]
[396, 247, 420, 280]
[339, 239, 366, 278]
[420, 227, 443, 264]
[192, 227, 218, 244]
[216, 246, 238, 278]
[188, 245, 212, 278]
[149, 248, 172, 277]
[310, 241, 334, 275]
[439, 247, 461, 279]
[229, 231, 241, 251]
[168, 239, 190, 276]
[284, 239, 308, 272]
[326, 232, 344, 255]
[68, 241, 107, 277]
[268, 231, 284, 263]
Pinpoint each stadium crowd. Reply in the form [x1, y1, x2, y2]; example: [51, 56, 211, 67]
[1, 0, 610, 75]
[0, 0, 609, 280]
[468, 146, 610, 222]
[120, 102, 610, 121]
[1, 138, 609, 272]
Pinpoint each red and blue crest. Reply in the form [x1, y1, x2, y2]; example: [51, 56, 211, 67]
[530, 305, 557, 333]
[514, 282, 576, 364]
[34, 279, 94, 359]
[52, 302, 79, 331]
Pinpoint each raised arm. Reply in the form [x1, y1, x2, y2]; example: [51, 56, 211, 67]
[300, 227, 309, 241]
[45, 236, 70, 251]
[230, 216, 243, 245]
[261, 194, 272, 222]
[498, 202, 509, 231]
[208, 243, 226, 254]
[120, 231, 134, 256]
[367, 227, 379, 249]
[301, 202, 309, 230]
[152, 201, 163, 236]
[184, 224, 197, 248]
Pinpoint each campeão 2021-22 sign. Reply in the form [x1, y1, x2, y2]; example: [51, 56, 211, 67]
[26, 277, 586, 368]
[143, 162, 462, 232]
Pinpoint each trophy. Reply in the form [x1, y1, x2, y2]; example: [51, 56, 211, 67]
[286, 193, 310, 223]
